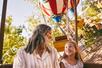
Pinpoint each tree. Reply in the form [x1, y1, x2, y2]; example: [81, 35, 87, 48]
[3, 16, 26, 64]
[79, 0, 102, 47]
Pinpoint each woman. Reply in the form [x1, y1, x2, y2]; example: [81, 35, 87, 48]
[13, 24, 60, 68]
[60, 41, 83, 68]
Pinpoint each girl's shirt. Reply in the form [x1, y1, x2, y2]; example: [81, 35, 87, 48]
[61, 59, 83, 68]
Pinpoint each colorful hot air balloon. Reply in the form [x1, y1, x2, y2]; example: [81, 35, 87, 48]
[39, 0, 68, 22]
[39, 0, 68, 16]
[67, 0, 80, 19]
[39, 0, 80, 22]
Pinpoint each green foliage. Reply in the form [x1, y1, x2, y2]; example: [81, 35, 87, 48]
[82, 24, 96, 47]
[86, 7, 98, 16]
[3, 16, 26, 64]
[82, 0, 101, 17]
[26, 16, 42, 34]
[80, 23, 102, 47]
[80, 0, 102, 48]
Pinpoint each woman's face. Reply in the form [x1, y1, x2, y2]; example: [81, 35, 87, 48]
[44, 30, 52, 44]
[35, 30, 52, 52]
[64, 43, 76, 56]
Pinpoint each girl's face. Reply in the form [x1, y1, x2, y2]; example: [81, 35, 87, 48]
[64, 43, 76, 56]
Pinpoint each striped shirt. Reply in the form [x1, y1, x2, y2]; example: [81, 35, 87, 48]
[13, 46, 60, 68]
[61, 59, 83, 68]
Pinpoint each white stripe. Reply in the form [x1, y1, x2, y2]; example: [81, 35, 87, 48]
[34, 57, 39, 68]
[56, 0, 64, 14]
[37, 60, 40, 68]
[46, 56, 49, 68]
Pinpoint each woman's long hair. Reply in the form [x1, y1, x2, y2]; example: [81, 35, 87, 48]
[25, 24, 51, 54]
[62, 41, 80, 60]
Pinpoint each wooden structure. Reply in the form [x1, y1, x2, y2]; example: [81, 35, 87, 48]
[0, 63, 102, 68]
[0, 0, 8, 64]
[54, 35, 67, 52]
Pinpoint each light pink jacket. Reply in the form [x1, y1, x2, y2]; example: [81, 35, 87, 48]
[13, 46, 60, 68]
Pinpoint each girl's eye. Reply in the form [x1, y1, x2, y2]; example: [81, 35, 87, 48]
[69, 45, 74, 48]
[69, 46, 72, 48]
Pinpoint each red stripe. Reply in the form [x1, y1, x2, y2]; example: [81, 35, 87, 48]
[39, 3, 50, 16]
[49, 0, 57, 15]
[62, 0, 68, 13]
[70, 0, 74, 8]
[70, 0, 80, 8]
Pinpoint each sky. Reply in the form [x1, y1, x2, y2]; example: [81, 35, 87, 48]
[0, 0, 3, 19]
[0, 0, 36, 38]
[0, 0, 34, 26]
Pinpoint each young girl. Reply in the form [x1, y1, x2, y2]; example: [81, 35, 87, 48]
[60, 41, 83, 68]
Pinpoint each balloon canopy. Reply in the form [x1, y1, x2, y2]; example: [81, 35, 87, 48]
[39, 0, 80, 22]
[39, 0, 68, 16]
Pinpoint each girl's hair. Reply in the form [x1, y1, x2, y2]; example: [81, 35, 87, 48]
[25, 24, 51, 54]
[62, 41, 80, 60]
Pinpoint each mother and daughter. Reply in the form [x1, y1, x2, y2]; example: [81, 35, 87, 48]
[13, 24, 83, 68]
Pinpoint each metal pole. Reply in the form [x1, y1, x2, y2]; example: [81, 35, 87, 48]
[0, 0, 8, 64]
[74, 0, 78, 44]
[74, 0, 83, 61]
